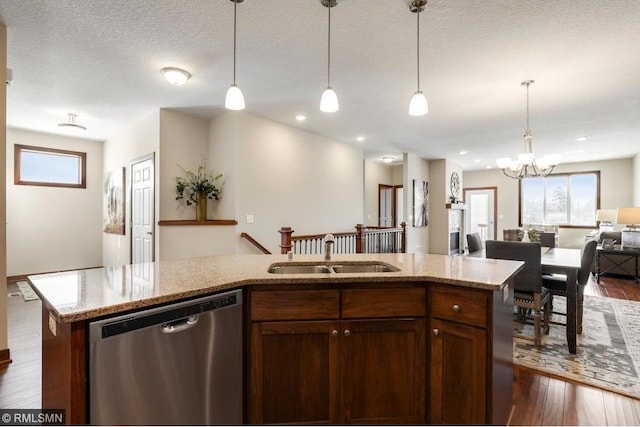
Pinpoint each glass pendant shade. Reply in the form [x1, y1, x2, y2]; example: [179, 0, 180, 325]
[225, 84, 245, 110]
[320, 87, 339, 113]
[409, 91, 428, 116]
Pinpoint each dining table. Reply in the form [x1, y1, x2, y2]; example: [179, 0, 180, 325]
[468, 246, 582, 354]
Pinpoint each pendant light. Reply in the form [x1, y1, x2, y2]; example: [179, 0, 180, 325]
[225, 0, 245, 110]
[409, 0, 428, 116]
[320, 0, 339, 113]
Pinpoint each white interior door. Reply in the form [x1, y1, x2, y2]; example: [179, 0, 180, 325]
[379, 185, 393, 227]
[131, 155, 154, 264]
[464, 188, 496, 242]
[395, 186, 404, 227]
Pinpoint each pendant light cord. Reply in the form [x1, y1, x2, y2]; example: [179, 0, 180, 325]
[525, 82, 530, 131]
[416, 9, 420, 91]
[233, 0, 238, 85]
[327, 2, 331, 87]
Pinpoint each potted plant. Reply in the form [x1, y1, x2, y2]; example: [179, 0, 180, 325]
[175, 158, 223, 221]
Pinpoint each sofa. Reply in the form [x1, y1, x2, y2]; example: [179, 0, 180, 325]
[590, 231, 636, 279]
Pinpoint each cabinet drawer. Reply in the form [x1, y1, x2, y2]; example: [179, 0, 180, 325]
[342, 288, 426, 318]
[430, 286, 488, 328]
[251, 289, 339, 321]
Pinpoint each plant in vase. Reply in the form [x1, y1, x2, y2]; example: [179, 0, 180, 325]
[175, 158, 223, 221]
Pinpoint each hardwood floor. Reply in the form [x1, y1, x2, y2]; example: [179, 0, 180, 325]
[1, 276, 640, 425]
[510, 274, 640, 426]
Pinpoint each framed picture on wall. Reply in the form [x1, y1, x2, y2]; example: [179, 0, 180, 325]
[103, 167, 125, 235]
[413, 179, 428, 227]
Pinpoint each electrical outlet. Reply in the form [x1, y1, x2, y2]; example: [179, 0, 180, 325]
[246, 214, 254, 224]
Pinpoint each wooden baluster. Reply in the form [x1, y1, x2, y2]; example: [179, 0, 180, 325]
[355, 224, 365, 253]
[401, 221, 407, 253]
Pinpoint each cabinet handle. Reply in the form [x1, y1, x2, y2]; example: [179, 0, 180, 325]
[433, 328, 439, 336]
[344, 329, 351, 337]
[331, 329, 338, 337]
[452, 304, 461, 312]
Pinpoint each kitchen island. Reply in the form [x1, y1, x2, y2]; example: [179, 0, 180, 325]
[29, 252, 522, 425]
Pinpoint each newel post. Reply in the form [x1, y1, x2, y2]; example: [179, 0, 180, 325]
[279, 227, 294, 254]
[401, 221, 407, 253]
[355, 224, 365, 253]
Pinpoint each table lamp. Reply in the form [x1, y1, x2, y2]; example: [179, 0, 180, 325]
[617, 207, 640, 248]
[595, 209, 617, 232]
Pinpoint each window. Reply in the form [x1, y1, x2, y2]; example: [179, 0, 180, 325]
[15, 144, 86, 188]
[519, 171, 600, 228]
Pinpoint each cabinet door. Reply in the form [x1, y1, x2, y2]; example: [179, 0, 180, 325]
[430, 319, 487, 425]
[248, 320, 340, 425]
[341, 318, 426, 424]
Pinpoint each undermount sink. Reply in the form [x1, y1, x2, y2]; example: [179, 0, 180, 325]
[267, 261, 399, 274]
[267, 264, 332, 274]
[331, 263, 399, 273]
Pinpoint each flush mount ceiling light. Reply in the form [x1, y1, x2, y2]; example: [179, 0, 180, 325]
[408, 0, 428, 116]
[382, 156, 394, 163]
[225, 0, 246, 110]
[295, 114, 307, 122]
[160, 67, 191, 85]
[319, 0, 339, 113]
[58, 113, 87, 131]
[496, 80, 560, 179]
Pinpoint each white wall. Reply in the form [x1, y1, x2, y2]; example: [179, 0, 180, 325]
[210, 112, 364, 255]
[404, 153, 430, 253]
[464, 158, 634, 248]
[633, 153, 640, 205]
[6, 129, 103, 275]
[157, 109, 237, 260]
[102, 111, 160, 266]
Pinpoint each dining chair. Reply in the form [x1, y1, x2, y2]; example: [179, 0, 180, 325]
[486, 240, 550, 347]
[542, 239, 597, 334]
[539, 232, 556, 248]
[466, 232, 483, 253]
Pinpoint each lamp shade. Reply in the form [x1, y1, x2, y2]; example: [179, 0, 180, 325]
[617, 207, 640, 226]
[409, 91, 428, 116]
[596, 209, 617, 223]
[225, 84, 245, 110]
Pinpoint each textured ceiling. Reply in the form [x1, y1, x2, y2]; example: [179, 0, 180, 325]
[1, 0, 639, 170]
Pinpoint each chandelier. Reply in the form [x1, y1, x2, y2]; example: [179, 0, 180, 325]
[496, 80, 560, 179]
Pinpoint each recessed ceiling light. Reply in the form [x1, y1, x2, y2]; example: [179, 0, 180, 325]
[295, 114, 307, 122]
[459, 151, 468, 155]
[486, 165, 492, 169]
[382, 156, 393, 163]
[474, 159, 480, 163]
[356, 136, 365, 142]
[160, 67, 191, 85]
[576, 136, 588, 142]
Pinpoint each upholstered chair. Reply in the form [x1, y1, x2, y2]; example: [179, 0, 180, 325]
[466, 232, 483, 254]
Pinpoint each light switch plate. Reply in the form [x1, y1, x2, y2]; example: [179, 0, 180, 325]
[246, 214, 254, 224]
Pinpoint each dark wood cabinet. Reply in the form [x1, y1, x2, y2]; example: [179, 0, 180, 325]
[430, 318, 486, 424]
[428, 284, 514, 425]
[248, 285, 426, 425]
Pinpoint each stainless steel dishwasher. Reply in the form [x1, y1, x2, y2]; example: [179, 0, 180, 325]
[88, 289, 243, 425]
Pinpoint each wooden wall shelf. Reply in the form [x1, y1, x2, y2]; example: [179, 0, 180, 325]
[158, 219, 238, 226]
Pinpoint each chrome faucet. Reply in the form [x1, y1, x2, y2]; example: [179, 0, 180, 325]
[324, 233, 335, 261]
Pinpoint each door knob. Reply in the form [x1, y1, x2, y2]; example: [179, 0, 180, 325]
[146, 232, 152, 235]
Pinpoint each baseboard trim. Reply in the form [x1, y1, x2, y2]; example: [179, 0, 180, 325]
[0, 348, 11, 367]
[8, 266, 103, 284]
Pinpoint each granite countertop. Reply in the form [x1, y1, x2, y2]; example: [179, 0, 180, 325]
[28, 253, 523, 323]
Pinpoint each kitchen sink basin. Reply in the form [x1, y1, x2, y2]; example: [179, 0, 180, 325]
[267, 264, 332, 274]
[331, 263, 399, 273]
[267, 261, 399, 274]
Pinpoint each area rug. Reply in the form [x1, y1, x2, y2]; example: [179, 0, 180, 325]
[16, 281, 39, 301]
[514, 295, 640, 399]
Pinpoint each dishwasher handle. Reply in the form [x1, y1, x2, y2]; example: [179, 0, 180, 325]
[161, 315, 199, 334]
